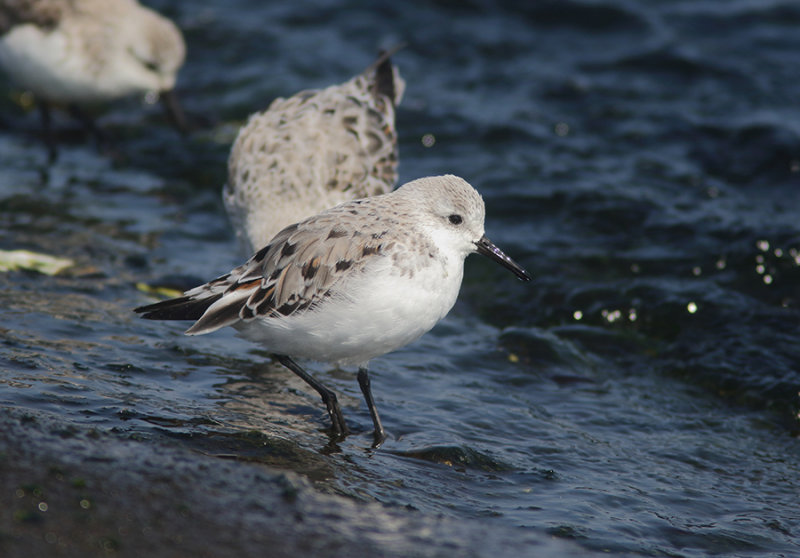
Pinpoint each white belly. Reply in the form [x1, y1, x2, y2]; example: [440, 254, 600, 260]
[235, 255, 465, 367]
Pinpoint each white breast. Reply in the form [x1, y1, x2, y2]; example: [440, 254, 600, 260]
[0, 25, 87, 102]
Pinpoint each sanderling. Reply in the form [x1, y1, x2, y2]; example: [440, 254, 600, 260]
[136, 175, 531, 446]
[224, 49, 405, 254]
[0, 0, 187, 160]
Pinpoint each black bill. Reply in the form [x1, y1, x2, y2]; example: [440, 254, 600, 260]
[475, 236, 531, 281]
[160, 88, 190, 135]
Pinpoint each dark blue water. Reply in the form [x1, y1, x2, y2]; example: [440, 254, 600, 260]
[1, 1, 799, 556]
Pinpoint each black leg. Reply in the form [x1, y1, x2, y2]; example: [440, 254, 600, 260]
[357, 367, 386, 447]
[272, 354, 349, 437]
[38, 102, 57, 163]
[67, 103, 109, 151]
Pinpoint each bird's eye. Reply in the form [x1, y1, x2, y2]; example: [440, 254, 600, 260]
[448, 214, 463, 225]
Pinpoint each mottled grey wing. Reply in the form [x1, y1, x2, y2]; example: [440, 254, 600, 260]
[184, 215, 387, 335]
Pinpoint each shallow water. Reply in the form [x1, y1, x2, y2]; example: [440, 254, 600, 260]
[2, 0, 800, 556]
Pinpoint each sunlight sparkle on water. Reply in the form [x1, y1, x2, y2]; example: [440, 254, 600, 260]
[554, 122, 570, 136]
[602, 309, 622, 323]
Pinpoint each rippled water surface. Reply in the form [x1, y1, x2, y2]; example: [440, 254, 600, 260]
[2, 1, 800, 556]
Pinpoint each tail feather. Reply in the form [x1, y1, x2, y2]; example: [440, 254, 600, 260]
[374, 54, 396, 106]
[364, 43, 406, 106]
[180, 284, 255, 335]
[134, 293, 222, 322]
[363, 43, 405, 75]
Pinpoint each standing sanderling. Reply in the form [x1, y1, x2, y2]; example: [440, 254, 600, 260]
[0, 0, 187, 160]
[224, 49, 405, 254]
[136, 175, 531, 446]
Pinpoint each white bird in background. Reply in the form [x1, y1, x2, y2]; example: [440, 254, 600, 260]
[137, 175, 531, 447]
[0, 0, 188, 160]
[224, 48, 405, 254]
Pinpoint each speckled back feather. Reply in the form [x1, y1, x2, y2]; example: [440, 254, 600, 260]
[0, 0, 64, 34]
[224, 51, 405, 253]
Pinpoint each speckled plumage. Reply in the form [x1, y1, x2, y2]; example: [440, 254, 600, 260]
[224, 51, 405, 253]
[0, 0, 185, 103]
[137, 175, 531, 443]
[0, 0, 63, 35]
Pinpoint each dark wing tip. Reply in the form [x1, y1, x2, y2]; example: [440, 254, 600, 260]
[374, 53, 396, 104]
[134, 293, 222, 322]
[365, 43, 406, 105]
